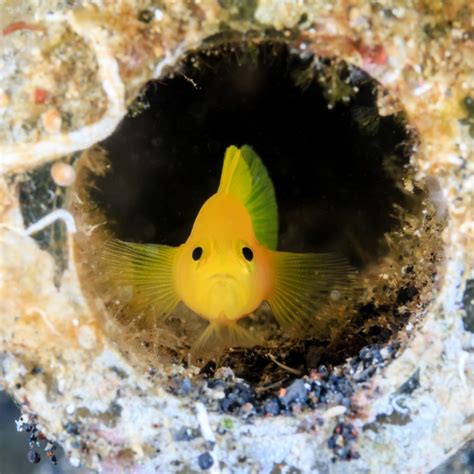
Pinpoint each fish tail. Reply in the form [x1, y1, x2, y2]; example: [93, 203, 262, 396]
[191, 322, 260, 355]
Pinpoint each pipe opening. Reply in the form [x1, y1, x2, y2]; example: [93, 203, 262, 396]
[91, 43, 415, 267]
[70, 40, 445, 392]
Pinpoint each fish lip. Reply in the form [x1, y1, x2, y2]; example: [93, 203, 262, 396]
[209, 273, 237, 282]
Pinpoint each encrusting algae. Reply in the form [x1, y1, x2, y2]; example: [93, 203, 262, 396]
[102, 145, 355, 353]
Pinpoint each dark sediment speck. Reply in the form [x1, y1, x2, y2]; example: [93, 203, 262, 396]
[264, 397, 281, 416]
[64, 421, 81, 435]
[174, 426, 200, 441]
[397, 369, 420, 395]
[199, 360, 217, 378]
[198, 451, 214, 470]
[27, 450, 41, 464]
[358, 303, 381, 318]
[352, 366, 376, 382]
[166, 341, 399, 421]
[137, 9, 153, 23]
[327, 422, 359, 462]
[219, 383, 255, 413]
[169, 376, 193, 396]
[462, 279, 474, 332]
[279, 379, 309, 407]
[396, 285, 419, 305]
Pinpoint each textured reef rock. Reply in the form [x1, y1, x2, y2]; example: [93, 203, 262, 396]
[0, 1, 473, 472]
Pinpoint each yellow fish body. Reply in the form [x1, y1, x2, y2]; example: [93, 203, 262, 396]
[103, 145, 353, 352]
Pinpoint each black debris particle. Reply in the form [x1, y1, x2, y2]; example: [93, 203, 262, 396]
[219, 382, 255, 413]
[199, 360, 217, 378]
[108, 401, 123, 418]
[397, 369, 420, 395]
[348, 345, 385, 384]
[167, 343, 399, 422]
[279, 379, 309, 407]
[357, 302, 381, 319]
[174, 426, 200, 442]
[352, 366, 376, 383]
[462, 279, 474, 332]
[264, 397, 281, 416]
[307, 369, 355, 408]
[358, 346, 384, 366]
[64, 421, 81, 435]
[27, 450, 41, 464]
[402, 265, 414, 274]
[367, 406, 412, 429]
[138, 9, 153, 23]
[16, 414, 58, 466]
[110, 366, 129, 379]
[45, 441, 58, 465]
[327, 422, 359, 462]
[396, 286, 419, 305]
[168, 376, 193, 396]
[198, 451, 215, 470]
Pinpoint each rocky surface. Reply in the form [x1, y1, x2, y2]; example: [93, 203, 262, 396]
[0, 0, 473, 472]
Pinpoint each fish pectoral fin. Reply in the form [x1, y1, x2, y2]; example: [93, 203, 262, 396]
[218, 145, 278, 250]
[101, 239, 180, 319]
[266, 251, 356, 330]
[192, 322, 260, 355]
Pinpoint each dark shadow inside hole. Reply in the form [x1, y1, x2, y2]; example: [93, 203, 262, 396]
[77, 41, 444, 392]
[92, 41, 416, 269]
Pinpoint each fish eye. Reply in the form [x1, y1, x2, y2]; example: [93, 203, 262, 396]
[192, 247, 203, 261]
[242, 246, 254, 262]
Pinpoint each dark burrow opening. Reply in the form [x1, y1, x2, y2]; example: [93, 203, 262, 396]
[71, 40, 444, 395]
[93, 42, 414, 266]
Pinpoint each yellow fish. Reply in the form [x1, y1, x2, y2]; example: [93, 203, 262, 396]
[103, 145, 353, 353]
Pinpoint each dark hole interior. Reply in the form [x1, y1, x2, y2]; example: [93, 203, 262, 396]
[76, 41, 442, 393]
[92, 42, 415, 270]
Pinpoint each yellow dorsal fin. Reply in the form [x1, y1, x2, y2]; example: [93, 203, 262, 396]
[218, 145, 278, 249]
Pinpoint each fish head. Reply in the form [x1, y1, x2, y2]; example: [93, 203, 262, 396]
[175, 234, 271, 324]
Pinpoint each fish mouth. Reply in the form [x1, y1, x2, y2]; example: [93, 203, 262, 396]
[209, 273, 237, 282]
[208, 274, 239, 299]
[207, 275, 239, 319]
